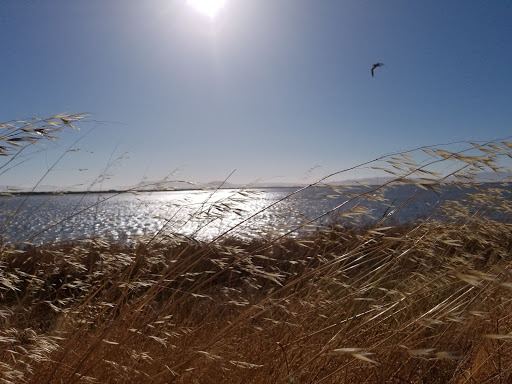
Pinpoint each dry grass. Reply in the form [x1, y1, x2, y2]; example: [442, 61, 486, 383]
[1, 118, 512, 383]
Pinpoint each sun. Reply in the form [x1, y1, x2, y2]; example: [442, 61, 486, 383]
[186, 0, 228, 19]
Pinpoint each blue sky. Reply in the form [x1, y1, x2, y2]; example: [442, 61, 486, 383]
[1, 0, 511, 190]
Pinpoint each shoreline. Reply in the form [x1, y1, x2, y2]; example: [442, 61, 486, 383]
[2, 180, 510, 196]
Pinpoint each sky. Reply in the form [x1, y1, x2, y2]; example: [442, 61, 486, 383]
[1, 0, 511, 190]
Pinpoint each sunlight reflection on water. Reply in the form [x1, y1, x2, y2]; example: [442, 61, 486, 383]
[0, 185, 509, 245]
[0, 189, 283, 245]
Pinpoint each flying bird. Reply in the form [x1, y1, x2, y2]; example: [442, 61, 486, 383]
[371, 62, 384, 77]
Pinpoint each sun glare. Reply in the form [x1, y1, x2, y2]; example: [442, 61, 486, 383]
[187, 0, 228, 19]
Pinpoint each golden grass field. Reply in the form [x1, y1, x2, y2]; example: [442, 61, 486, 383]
[1, 115, 512, 383]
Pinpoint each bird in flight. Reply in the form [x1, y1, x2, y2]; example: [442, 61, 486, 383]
[371, 62, 384, 77]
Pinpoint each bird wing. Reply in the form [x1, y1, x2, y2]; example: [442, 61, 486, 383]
[371, 63, 383, 77]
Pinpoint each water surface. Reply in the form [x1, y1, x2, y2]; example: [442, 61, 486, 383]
[1, 184, 509, 245]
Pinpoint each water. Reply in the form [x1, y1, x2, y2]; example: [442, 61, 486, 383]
[0, 184, 510, 245]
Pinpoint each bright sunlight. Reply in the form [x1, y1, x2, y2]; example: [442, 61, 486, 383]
[186, 0, 228, 19]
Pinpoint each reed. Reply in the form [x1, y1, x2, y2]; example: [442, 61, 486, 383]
[1, 116, 512, 383]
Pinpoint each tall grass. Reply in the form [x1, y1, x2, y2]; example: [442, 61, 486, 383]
[1, 117, 512, 383]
